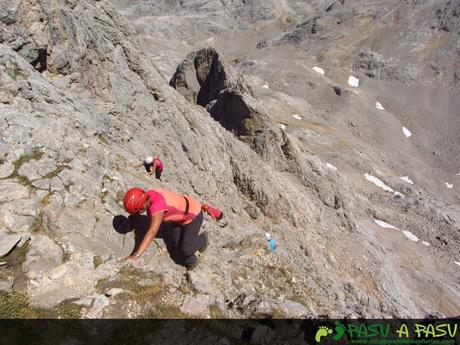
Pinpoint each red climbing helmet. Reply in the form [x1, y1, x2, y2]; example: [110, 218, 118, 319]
[123, 188, 148, 214]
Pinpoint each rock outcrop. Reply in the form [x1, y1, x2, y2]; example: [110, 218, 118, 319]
[353, 50, 420, 83]
[170, 47, 270, 139]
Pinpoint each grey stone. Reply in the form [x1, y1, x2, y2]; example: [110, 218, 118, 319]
[0, 232, 21, 257]
[105, 288, 126, 298]
[185, 270, 214, 293]
[180, 294, 211, 317]
[0, 180, 29, 203]
[0, 161, 14, 178]
[0, 277, 13, 292]
[278, 299, 311, 318]
[85, 295, 110, 318]
[23, 234, 63, 276]
[49, 46, 69, 74]
[74, 296, 95, 307]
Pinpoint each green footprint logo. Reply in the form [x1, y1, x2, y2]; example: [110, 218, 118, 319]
[333, 321, 345, 341]
[315, 326, 333, 343]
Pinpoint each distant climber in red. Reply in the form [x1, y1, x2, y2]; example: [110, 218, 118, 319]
[122, 187, 223, 271]
[134, 155, 164, 180]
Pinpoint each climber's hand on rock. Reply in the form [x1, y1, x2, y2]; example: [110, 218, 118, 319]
[123, 254, 139, 261]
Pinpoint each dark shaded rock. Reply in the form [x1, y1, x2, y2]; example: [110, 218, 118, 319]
[171, 47, 269, 138]
[256, 39, 268, 49]
[436, 1, 460, 32]
[30, 47, 47, 72]
[209, 89, 267, 137]
[277, 16, 323, 46]
[170, 47, 246, 104]
[169, 51, 202, 103]
[195, 48, 227, 106]
[333, 86, 342, 95]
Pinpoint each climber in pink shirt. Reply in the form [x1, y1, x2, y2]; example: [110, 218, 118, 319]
[122, 187, 223, 270]
[134, 155, 164, 180]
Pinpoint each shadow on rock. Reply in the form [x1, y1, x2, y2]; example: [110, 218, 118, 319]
[112, 214, 163, 255]
[112, 215, 133, 234]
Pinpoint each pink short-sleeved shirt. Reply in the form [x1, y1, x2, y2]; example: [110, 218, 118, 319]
[155, 158, 164, 171]
[145, 189, 201, 225]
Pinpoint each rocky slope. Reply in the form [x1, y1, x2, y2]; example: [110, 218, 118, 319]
[0, 0, 459, 320]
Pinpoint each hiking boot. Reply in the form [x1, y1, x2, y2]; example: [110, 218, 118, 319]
[199, 231, 209, 253]
[186, 260, 198, 271]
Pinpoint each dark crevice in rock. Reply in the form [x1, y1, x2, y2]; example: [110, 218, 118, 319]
[30, 47, 48, 72]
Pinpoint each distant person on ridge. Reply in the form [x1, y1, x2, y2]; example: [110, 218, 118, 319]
[122, 187, 223, 270]
[134, 155, 163, 180]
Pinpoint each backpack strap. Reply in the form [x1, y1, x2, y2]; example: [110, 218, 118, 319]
[183, 196, 190, 216]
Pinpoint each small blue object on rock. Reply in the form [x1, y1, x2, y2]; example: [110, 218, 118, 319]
[264, 232, 277, 251]
[268, 238, 277, 251]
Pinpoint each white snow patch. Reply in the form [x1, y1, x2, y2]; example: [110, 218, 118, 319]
[326, 163, 337, 171]
[206, 37, 215, 44]
[348, 75, 359, 87]
[313, 66, 325, 75]
[402, 127, 412, 138]
[422, 241, 430, 246]
[262, 84, 270, 89]
[403, 230, 419, 242]
[445, 182, 453, 189]
[393, 191, 405, 198]
[278, 123, 286, 130]
[400, 176, 414, 184]
[292, 114, 302, 120]
[364, 173, 394, 192]
[454, 262, 460, 267]
[364, 173, 405, 197]
[374, 219, 399, 230]
[375, 102, 385, 110]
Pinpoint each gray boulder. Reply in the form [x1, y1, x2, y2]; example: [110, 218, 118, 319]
[23, 234, 63, 277]
[0, 232, 21, 257]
